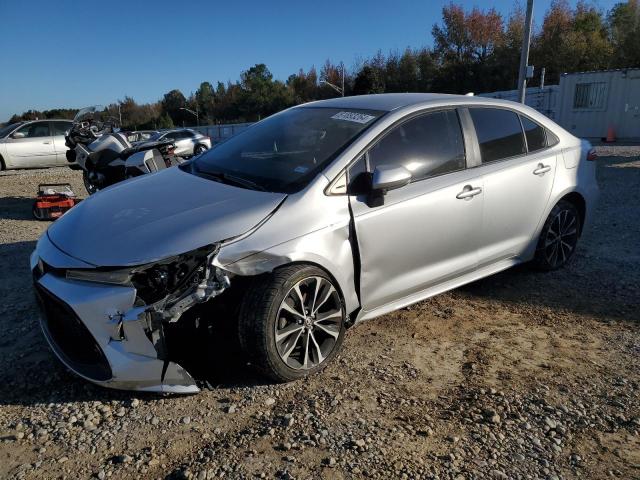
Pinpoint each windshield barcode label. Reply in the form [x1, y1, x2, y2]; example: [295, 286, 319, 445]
[331, 112, 376, 124]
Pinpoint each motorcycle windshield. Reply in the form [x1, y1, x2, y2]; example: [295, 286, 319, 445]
[73, 105, 105, 123]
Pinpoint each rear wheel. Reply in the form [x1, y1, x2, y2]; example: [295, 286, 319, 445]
[533, 200, 581, 270]
[194, 144, 207, 156]
[238, 265, 346, 382]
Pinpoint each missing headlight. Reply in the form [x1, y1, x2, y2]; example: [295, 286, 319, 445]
[131, 245, 217, 304]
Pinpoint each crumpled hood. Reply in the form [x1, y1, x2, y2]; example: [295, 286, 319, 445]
[48, 167, 286, 266]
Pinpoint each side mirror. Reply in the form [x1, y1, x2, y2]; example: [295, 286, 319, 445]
[371, 164, 412, 192]
[367, 165, 411, 208]
[11, 132, 26, 139]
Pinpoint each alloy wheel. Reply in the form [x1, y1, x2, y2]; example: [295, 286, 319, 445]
[274, 276, 343, 370]
[544, 208, 578, 268]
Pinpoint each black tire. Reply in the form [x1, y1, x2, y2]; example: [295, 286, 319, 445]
[238, 265, 346, 382]
[533, 200, 581, 271]
[194, 144, 207, 156]
[0, 155, 5, 171]
[83, 171, 99, 195]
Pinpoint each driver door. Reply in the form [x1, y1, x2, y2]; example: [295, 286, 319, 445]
[4, 121, 57, 168]
[349, 109, 483, 313]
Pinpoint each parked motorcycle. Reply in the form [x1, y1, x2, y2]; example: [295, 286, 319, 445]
[65, 106, 182, 194]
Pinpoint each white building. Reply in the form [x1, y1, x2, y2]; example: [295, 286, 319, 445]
[556, 68, 640, 140]
[480, 68, 640, 140]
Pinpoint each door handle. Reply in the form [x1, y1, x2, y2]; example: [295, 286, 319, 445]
[456, 185, 482, 200]
[533, 164, 551, 176]
[42, 141, 51, 144]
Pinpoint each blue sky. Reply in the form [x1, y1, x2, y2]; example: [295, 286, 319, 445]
[0, 0, 619, 121]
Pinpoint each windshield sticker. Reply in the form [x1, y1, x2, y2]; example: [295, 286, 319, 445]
[294, 166, 309, 174]
[331, 111, 376, 124]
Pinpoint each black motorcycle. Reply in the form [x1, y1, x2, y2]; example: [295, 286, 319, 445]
[65, 106, 181, 194]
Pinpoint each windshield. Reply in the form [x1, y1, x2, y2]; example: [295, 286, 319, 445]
[192, 107, 383, 193]
[73, 105, 105, 123]
[0, 122, 22, 138]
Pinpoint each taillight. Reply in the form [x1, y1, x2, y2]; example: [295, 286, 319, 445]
[586, 149, 597, 161]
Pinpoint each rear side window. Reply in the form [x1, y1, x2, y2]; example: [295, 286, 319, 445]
[520, 116, 546, 152]
[166, 131, 184, 140]
[469, 108, 525, 163]
[51, 121, 71, 136]
[368, 109, 466, 182]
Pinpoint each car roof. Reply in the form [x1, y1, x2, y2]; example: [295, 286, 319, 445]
[301, 93, 517, 112]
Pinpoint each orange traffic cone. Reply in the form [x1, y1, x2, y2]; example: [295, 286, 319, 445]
[606, 125, 616, 143]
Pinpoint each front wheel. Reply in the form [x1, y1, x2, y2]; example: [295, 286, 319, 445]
[238, 265, 346, 382]
[194, 144, 207, 156]
[533, 200, 581, 270]
[83, 171, 100, 195]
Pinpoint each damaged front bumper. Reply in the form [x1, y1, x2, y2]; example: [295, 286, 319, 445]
[31, 236, 229, 394]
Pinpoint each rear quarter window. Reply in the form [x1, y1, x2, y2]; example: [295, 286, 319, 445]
[520, 116, 547, 152]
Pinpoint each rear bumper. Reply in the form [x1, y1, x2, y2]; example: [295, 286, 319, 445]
[31, 237, 199, 393]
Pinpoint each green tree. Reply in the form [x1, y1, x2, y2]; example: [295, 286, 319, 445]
[195, 81, 216, 123]
[531, 0, 612, 84]
[157, 112, 174, 129]
[353, 65, 385, 95]
[608, 0, 640, 67]
[161, 89, 187, 126]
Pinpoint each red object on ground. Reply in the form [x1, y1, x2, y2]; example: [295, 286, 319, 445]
[32, 184, 80, 221]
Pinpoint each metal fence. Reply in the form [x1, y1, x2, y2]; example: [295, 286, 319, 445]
[190, 122, 254, 144]
[478, 86, 559, 120]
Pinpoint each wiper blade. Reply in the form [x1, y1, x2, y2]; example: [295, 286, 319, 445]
[223, 173, 268, 192]
[194, 167, 267, 192]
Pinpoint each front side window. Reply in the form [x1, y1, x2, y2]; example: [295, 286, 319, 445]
[15, 122, 50, 138]
[192, 107, 383, 193]
[469, 108, 525, 163]
[520, 116, 547, 152]
[367, 110, 466, 182]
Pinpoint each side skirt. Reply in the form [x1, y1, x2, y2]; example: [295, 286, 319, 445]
[355, 256, 522, 323]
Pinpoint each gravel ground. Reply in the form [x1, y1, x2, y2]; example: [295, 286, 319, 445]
[0, 147, 638, 480]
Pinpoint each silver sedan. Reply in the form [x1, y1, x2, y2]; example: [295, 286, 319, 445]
[144, 129, 211, 157]
[31, 93, 598, 392]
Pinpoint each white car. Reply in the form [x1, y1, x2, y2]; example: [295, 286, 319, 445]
[0, 119, 73, 170]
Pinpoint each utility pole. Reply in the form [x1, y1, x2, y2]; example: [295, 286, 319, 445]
[517, 0, 534, 104]
[118, 104, 122, 126]
[341, 62, 345, 97]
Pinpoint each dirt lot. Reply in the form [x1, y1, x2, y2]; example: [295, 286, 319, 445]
[0, 149, 638, 480]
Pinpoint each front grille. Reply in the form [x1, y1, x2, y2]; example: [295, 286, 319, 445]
[35, 285, 112, 381]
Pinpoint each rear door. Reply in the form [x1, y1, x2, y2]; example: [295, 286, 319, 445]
[50, 121, 72, 165]
[467, 107, 557, 266]
[349, 109, 483, 313]
[4, 121, 57, 168]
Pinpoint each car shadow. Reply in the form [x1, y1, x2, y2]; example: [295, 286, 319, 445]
[0, 196, 37, 221]
[457, 256, 639, 326]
